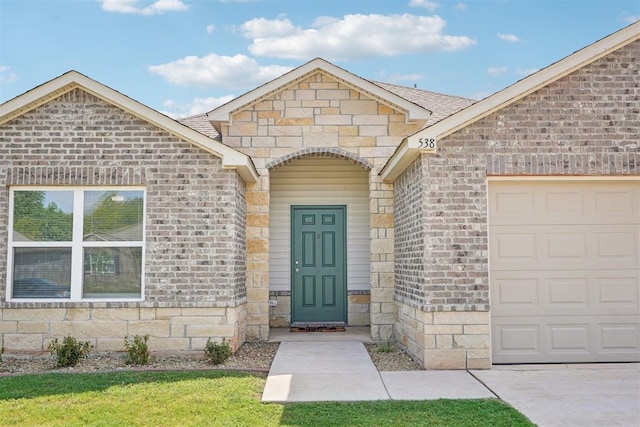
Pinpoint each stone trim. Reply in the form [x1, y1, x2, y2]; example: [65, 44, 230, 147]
[394, 300, 490, 370]
[1, 304, 247, 353]
[395, 296, 490, 313]
[270, 290, 370, 296]
[271, 291, 291, 297]
[266, 147, 373, 171]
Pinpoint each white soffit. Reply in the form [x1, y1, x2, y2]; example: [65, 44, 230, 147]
[0, 71, 258, 183]
[381, 20, 640, 182]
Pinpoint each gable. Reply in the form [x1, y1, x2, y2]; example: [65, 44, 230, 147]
[0, 71, 258, 183]
[212, 69, 431, 174]
[381, 20, 640, 182]
[207, 58, 432, 133]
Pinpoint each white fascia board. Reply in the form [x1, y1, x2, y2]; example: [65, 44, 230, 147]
[207, 58, 431, 123]
[0, 71, 258, 183]
[0, 72, 80, 122]
[380, 139, 420, 183]
[381, 20, 640, 183]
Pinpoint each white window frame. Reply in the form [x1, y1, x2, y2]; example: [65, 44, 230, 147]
[7, 186, 146, 302]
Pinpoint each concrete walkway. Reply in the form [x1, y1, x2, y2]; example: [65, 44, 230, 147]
[261, 341, 494, 402]
[262, 334, 640, 426]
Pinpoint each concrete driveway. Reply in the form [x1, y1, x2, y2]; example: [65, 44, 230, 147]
[471, 363, 640, 427]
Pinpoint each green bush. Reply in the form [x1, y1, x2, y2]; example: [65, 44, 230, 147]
[124, 334, 150, 366]
[376, 339, 394, 353]
[48, 336, 93, 367]
[204, 338, 232, 365]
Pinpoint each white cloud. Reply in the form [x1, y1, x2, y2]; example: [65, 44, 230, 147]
[206, 24, 215, 35]
[516, 68, 538, 77]
[487, 66, 507, 76]
[100, 0, 188, 16]
[239, 17, 298, 38]
[408, 0, 439, 12]
[455, 2, 467, 12]
[241, 14, 476, 61]
[0, 65, 17, 83]
[148, 54, 293, 88]
[498, 33, 521, 43]
[377, 71, 426, 85]
[161, 95, 235, 118]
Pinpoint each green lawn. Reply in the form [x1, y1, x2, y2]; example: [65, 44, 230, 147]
[0, 371, 534, 426]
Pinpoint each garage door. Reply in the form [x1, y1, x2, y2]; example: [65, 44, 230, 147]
[490, 180, 640, 364]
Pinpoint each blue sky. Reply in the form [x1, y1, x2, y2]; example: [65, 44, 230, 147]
[1, 0, 638, 118]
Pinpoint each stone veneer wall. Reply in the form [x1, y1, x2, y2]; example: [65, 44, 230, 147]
[393, 40, 640, 369]
[269, 290, 371, 327]
[0, 89, 247, 353]
[218, 71, 424, 340]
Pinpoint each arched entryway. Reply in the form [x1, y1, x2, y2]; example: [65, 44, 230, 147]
[268, 154, 371, 328]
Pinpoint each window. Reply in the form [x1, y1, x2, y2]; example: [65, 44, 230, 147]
[8, 188, 145, 300]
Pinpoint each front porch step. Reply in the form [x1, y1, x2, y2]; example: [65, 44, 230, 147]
[290, 322, 346, 332]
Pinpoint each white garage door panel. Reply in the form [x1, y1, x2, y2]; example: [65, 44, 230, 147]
[491, 225, 639, 271]
[493, 316, 640, 363]
[490, 180, 640, 364]
[489, 182, 639, 225]
[492, 270, 639, 316]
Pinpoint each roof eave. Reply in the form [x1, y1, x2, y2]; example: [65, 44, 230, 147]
[380, 139, 420, 183]
[0, 71, 259, 184]
[381, 21, 640, 183]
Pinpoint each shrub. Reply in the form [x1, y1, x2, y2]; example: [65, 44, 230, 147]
[376, 339, 394, 353]
[0, 346, 4, 363]
[204, 338, 232, 365]
[48, 335, 93, 367]
[124, 334, 150, 366]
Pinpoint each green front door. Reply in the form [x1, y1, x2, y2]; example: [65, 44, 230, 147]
[291, 206, 347, 323]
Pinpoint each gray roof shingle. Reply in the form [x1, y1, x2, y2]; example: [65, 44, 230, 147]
[178, 114, 220, 139]
[373, 81, 476, 126]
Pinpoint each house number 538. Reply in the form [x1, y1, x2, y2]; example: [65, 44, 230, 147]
[418, 138, 436, 149]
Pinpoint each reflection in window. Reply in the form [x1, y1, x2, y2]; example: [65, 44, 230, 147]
[83, 247, 142, 298]
[84, 191, 144, 241]
[12, 248, 71, 298]
[13, 191, 73, 242]
[9, 188, 145, 300]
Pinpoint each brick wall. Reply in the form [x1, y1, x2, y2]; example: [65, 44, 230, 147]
[393, 39, 639, 369]
[393, 158, 425, 306]
[0, 88, 247, 353]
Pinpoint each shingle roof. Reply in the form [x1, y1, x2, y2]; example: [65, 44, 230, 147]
[178, 114, 219, 139]
[177, 81, 475, 138]
[372, 81, 476, 126]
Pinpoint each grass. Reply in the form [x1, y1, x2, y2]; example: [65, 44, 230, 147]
[0, 370, 534, 427]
